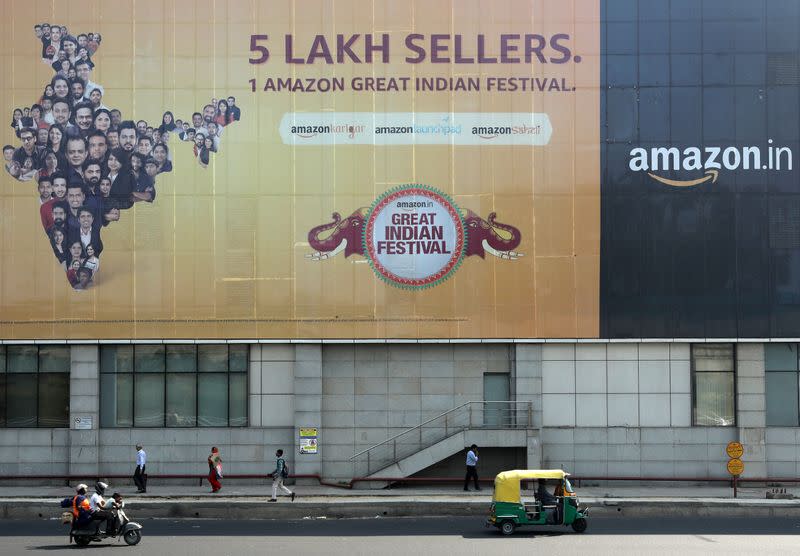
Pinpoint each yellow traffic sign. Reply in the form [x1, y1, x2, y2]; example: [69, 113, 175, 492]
[727, 458, 744, 476]
[726, 441, 743, 459]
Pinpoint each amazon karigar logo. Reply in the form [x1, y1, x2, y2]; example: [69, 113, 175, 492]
[629, 141, 794, 187]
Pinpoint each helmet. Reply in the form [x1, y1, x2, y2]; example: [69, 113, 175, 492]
[76, 483, 88, 494]
[95, 481, 108, 495]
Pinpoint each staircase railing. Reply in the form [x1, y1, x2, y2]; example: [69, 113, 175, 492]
[349, 400, 533, 477]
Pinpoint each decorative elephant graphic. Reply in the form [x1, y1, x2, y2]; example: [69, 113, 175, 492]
[306, 208, 369, 260]
[306, 206, 523, 261]
[461, 209, 524, 260]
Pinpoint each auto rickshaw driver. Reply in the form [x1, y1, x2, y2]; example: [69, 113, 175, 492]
[536, 479, 559, 523]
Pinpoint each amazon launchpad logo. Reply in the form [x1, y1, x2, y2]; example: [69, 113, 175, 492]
[629, 141, 794, 187]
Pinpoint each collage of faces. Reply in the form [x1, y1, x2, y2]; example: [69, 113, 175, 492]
[3, 23, 242, 290]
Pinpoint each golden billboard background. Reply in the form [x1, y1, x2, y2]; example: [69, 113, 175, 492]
[0, 0, 600, 339]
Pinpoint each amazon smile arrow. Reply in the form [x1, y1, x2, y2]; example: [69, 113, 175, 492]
[647, 169, 719, 187]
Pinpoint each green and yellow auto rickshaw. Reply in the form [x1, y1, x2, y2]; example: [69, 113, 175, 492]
[486, 469, 589, 535]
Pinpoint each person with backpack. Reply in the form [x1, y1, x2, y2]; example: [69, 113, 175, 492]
[60, 483, 93, 528]
[269, 449, 295, 502]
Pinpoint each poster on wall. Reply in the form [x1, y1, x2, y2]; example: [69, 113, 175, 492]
[299, 428, 318, 455]
[0, 0, 600, 340]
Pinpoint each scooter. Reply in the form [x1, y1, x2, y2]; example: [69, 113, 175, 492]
[69, 500, 143, 547]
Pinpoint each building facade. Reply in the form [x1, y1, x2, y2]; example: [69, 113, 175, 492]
[2, 340, 796, 483]
[1, 2, 800, 486]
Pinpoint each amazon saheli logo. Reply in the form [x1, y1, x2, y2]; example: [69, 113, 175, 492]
[629, 140, 794, 187]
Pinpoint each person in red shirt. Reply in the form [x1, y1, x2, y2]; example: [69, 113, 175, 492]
[208, 447, 222, 493]
[40, 172, 68, 231]
[214, 99, 233, 127]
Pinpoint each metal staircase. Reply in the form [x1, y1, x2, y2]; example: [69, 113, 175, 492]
[349, 401, 534, 477]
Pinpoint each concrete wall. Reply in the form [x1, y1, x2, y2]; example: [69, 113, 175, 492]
[321, 344, 511, 479]
[534, 343, 718, 478]
[538, 343, 692, 428]
[541, 427, 736, 478]
[0, 429, 69, 477]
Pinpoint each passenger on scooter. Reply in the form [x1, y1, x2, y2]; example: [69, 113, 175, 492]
[105, 492, 124, 510]
[102, 493, 124, 536]
[60, 483, 93, 528]
[88, 481, 115, 534]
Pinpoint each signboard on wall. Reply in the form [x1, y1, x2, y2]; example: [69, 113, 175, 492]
[73, 416, 92, 430]
[299, 428, 318, 455]
[0, 0, 601, 340]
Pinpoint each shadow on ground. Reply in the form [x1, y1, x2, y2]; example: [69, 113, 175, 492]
[9, 516, 800, 543]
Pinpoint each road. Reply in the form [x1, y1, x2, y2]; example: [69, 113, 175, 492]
[3, 516, 799, 555]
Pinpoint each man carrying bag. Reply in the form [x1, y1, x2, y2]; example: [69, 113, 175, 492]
[269, 449, 295, 502]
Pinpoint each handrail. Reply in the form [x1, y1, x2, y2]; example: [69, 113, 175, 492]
[349, 400, 533, 460]
[348, 401, 534, 476]
[349, 402, 471, 460]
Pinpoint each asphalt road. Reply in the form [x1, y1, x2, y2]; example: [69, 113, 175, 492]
[3, 516, 799, 555]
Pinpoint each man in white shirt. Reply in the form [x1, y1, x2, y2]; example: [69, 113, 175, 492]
[89, 481, 115, 533]
[89, 481, 107, 511]
[463, 444, 480, 491]
[134, 444, 147, 493]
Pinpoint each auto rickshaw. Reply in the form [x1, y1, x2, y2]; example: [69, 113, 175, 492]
[486, 469, 589, 535]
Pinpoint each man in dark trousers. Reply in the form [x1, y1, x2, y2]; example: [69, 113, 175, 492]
[133, 444, 147, 493]
[463, 444, 480, 491]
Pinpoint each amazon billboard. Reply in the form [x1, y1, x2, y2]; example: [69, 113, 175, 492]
[0, 0, 600, 340]
[600, 0, 800, 339]
[3, 2, 797, 341]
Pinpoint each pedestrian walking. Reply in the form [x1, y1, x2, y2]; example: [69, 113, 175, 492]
[208, 446, 222, 493]
[269, 449, 295, 502]
[463, 444, 481, 491]
[133, 444, 147, 493]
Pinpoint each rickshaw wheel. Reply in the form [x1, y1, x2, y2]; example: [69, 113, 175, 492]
[500, 520, 516, 535]
[571, 518, 587, 533]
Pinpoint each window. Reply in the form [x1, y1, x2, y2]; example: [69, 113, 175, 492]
[765, 343, 800, 426]
[0, 345, 70, 428]
[100, 344, 248, 428]
[691, 344, 735, 426]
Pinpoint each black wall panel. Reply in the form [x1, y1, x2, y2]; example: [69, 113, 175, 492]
[600, 0, 800, 337]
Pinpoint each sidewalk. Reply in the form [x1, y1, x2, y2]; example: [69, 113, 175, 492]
[5, 484, 800, 520]
[2, 484, 797, 499]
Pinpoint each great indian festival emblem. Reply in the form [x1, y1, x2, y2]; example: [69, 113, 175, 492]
[306, 184, 524, 289]
[364, 185, 465, 289]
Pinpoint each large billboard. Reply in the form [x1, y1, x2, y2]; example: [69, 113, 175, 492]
[0, 0, 600, 339]
[599, 1, 800, 338]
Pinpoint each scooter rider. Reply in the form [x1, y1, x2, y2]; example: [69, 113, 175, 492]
[88, 481, 115, 534]
[103, 492, 125, 535]
[60, 484, 93, 528]
[89, 481, 106, 511]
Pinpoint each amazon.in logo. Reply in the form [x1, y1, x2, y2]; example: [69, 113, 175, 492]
[629, 141, 794, 187]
